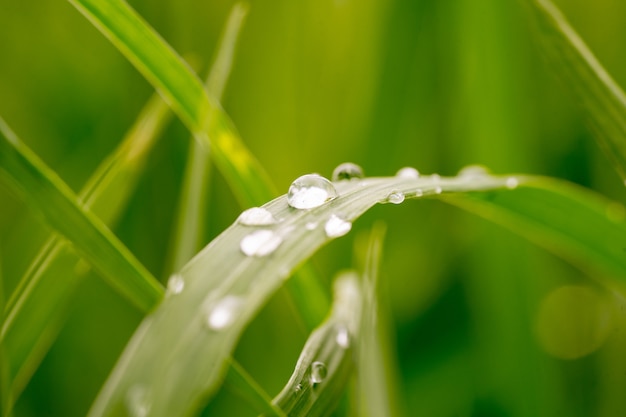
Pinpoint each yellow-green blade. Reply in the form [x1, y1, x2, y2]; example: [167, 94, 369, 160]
[526, 0, 626, 183]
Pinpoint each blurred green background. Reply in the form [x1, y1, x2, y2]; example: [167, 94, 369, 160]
[2, 0, 626, 416]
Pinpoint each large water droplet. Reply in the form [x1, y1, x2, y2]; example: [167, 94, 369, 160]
[288, 174, 338, 209]
[238, 207, 277, 226]
[167, 274, 185, 295]
[240, 230, 283, 257]
[126, 385, 151, 417]
[325, 214, 352, 238]
[458, 164, 490, 179]
[336, 325, 350, 349]
[387, 191, 405, 204]
[396, 167, 420, 179]
[332, 162, 364, 181]
[206, 296, 243, 330]
[310, 361, 327, 384]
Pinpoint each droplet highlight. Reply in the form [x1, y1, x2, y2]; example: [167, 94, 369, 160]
[324, 214, 352, 238]
[305, 222, 318, 230]
[506, 177, 519, 189]
[240, 230, 283, 257]
[387, 191, 405, 204]
[336, 326, 350, 349]
[332, 162, 364, 181]
[287, 174, 338, 209]
[167, 274, 185, 295]
[396, 166, 420, 179]
[206, 296, 243, 330]
[310, 361, 328, 384]
[238, 207, 277, 226]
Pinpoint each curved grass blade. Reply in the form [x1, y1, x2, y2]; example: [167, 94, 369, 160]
[266, 273, 361, 417]
[87, 173, 516, 417]
[0, 96, 170, 403]
[69, 0, 330, 329]
[356, 224, 404, 417]
[0, 119, 162, 310]
[444, 177, 626, 286]
[525, 0, 626, 183]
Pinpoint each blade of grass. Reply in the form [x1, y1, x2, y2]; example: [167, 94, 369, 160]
[0, 96, 171, 403]
[226, 360, 287, 417]
[86, 173, 519, 417]
[69, 0, 330, 329]
[266, 273, 362, 417]
[0, 255, 12, 417]
[525, 0, 626, 183]
[356, 223, 404, 417]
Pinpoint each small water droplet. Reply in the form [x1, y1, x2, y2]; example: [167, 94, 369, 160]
[396, 167, 420, 179]
[305, 221, 318, 230]
[458, 164, 490, 179]
[126, 385, 151, 417]
[206, 296, 243, 330]
[240, 230, 283, 257]
[167, 274, 185, 295]
[415, 189, 424, 197]
[435, 186, 442, 194]
[336, 326, 350, 348]
[294, 383, 304, 394]
[324, 214, 352, 238]
[388, 191, 405, 204]
[506, 177, 519, 189]
[310, 361, 327, 384]
[332, 162, 364, 181]
[288, 174, 338, 209]
[431, 173, 441, 182]
[238, 207, 277, 226]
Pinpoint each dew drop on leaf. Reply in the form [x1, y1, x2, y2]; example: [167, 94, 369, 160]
[167, 274, 185, 295]
[206, 296, 243, 330]
[415, 189, 424, 197]
[237, 207, 277, 226]
[287, 174, 338, 209]
[396, 166, 420, 179]
[458, 164, 490, 179]
[387, 191, 405, 204]
[434, 186, 442, 194]
[332, 162, 364, 181]
[336, 325, 350, 348]
[506, 177, 519, 189]
[310, 361, 328, 384]
[324, 214, 352, 238]
[240, 230, 283, 257]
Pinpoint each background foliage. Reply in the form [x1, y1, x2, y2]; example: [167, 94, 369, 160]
[1, 0, 626, 416]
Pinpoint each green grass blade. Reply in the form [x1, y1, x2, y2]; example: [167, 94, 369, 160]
[356, 224, 403, 417]
[68, 0, 275, 206]
[0, 119, 162, 312]
[444, 177, 626, 285]
[0, 96, 170, 401]
[267, 273, 362, 417]
[168, 3, 248, 272]
[0, 255, 12, 417]
[226, 360, 287, 417]
[526, 0, 626, 183]
[86, 173, 516, 417]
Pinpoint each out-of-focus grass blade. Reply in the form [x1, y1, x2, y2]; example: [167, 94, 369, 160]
[267, 273, 362, 417]
[69, 0, 329, 330]
[225, 360, 287, 417]
[167, 3, 248, 273]
[444, 177, 626, 284]
[86, 173, 516, 417]
[0, 97, 170, 401]
[0, 255, 12, 417]
[0, 119, 162, 310]
[526, 0, 626, 183]
[356, 224, 404, 417]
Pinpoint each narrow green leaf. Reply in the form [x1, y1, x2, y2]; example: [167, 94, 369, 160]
[0, 96, 170, 401]
[356, 224, 404, 417]
[0, 255, 13, 417]
[226, 360, 287, 417]
[87, 173, 515, 417]
[0, 119, 162, 311]
[267, 273, 362, 417]
[526, 0, 626, 182]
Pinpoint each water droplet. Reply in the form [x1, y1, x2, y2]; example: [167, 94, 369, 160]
[240, 230, 283, 257]
[332, 162, 364, 181]
[310, 361, 327, 384]
[305, 221, 318, 230]
[238, 207, 277, 226]
[167, 274, 185, 295]
[324, 214, 352, 238]
[415, 189, 423, 197]
[294, 383, 304, 394]
[126, 385, 151, 417]
[396, 167, 420, 179]
[506, 177, 519, 189]
[288, 174, 338, 209]
[336, 326, 350, 348]
[388, 191, 405, 204]
[434, 186, 442, 194]
[206, 296, 243, 330]
[431, 173, 441, 182]
[458, 164, 490, 179]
